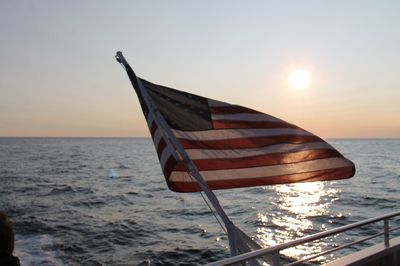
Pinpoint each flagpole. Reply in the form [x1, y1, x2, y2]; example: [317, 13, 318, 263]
[115, 51, 242, 255]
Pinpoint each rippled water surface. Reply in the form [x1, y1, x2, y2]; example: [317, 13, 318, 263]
[0, 138, 399, 265]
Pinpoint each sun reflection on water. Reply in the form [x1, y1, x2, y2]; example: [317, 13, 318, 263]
[256, 182, 340, 262]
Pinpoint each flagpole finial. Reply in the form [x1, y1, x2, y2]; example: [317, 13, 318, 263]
[115, 51, 128, 67]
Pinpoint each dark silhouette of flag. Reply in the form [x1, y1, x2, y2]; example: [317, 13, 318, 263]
[124, 66, 355, 193]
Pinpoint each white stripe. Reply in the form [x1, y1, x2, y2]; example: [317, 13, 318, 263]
[159, 143, 173, 168]
[211, 113, 282, 122]
[160, 147, 171, 169]
[172, 128, 312, 141]
[152, 128, 163, 148]
[186, 142, 334, 159]
[146, 113, 155, 129]
[169, 157, 353, 182]
[152, 127, 180, 163]
[208, 99, 233, 107]
[170, 172, 193, 182]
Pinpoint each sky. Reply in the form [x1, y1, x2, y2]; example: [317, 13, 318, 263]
[0, 1, 399, 138]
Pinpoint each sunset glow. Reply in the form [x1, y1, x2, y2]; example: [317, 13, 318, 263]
[288, 69, 310, 90]
[0, 2, 399, 138]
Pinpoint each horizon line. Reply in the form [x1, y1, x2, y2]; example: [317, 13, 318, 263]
[0, 136, 399, 140]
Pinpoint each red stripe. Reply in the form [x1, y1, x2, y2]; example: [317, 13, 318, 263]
[157, 138, 166, 158]
[167, 166, 355, 192]
[209, 106, 262, 114]
[173, 149, 342, 171]
[213, 120, 299, 129]
[179, 135, 323, 149]
[163, 155, 178, 178]
[150, 121, 157, 137]
[162, 157, 189, 179]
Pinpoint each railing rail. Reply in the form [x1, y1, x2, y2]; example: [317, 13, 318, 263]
[205, 211, 400, 266]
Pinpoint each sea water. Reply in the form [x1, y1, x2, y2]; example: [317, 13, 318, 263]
[0, 138, 399, 265]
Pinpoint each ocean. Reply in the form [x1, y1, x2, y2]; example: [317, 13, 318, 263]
[0, 138, 399, 265]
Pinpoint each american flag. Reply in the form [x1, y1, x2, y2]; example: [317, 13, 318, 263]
[124, 66, 355, 193]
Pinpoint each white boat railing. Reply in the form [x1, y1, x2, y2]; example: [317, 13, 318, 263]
[205, 211, 400, 266]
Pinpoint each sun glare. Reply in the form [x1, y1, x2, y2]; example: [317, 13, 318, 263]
[288, 69, 310, 90]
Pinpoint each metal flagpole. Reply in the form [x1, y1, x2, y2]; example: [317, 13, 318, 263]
[115, 51, 242, 254]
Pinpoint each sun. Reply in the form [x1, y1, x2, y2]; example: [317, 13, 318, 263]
[288, 69, 310, 90]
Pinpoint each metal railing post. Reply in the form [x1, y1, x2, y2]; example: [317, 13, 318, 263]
[384, 219, 390, 247]
[272, 252, 280, 266]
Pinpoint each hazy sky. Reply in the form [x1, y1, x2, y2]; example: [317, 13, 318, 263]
[1, 1, 399, 138]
